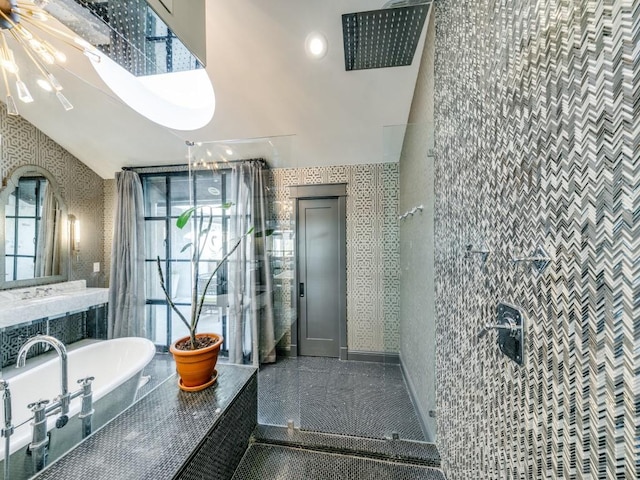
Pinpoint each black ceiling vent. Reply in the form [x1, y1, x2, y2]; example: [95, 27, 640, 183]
[342, 2, 430, 71]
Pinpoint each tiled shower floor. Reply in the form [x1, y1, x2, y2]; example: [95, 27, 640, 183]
[258, 356, 426, 441]
[232, 443, 445, 480]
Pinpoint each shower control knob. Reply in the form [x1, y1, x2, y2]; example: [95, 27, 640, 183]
[27, 399, 49, 411]
[77, 376, 95, 386]
[56, 415, 68, 429]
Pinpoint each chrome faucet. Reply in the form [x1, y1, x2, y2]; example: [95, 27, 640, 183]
[16, 335, 69, 417]
[34, 287, 53, 297]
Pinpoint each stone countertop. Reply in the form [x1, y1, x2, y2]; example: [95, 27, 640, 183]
[34, 364, 257, 480]
[0, 282, 108, 328]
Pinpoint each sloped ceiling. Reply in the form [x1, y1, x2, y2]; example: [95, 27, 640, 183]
[15, 1, 428, 179]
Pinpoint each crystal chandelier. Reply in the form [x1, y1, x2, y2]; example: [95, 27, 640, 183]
[0, 0, 99, 116]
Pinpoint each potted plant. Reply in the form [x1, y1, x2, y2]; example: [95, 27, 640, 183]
[156, 204, 253, 391]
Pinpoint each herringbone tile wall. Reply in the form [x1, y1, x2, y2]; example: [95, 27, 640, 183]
[433, 1, 639, 479]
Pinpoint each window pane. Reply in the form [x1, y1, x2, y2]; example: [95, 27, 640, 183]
[146, 261, 166, 300]
[5, 218, 15, 255]
[17, 180, 37, 216]
[146, 304, 167, 346]
[198, 217, 223, 261]
[170, 261, 192, 302]
[16, 219, 36, 256]
[170, 220, 192, 260]
[198, 305, 223, 336]
[195, 171, 221, 207]
[171, 305, 192, 343]
[15, 257, 34, 280]
[169, 176, 190, 216]
[143, 176, 167, 217]
[5, 257, 13, 281]
[197, 261, 222, 298]
[145, 220, 166, 260]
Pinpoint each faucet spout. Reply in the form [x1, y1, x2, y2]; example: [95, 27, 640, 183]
[16, 335, 69, 414]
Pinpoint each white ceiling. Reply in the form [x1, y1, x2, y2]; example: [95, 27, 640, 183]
[12, 1, 428, 179]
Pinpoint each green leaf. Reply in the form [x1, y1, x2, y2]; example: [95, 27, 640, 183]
[246, 226, 255, 235]
[176, 207, 196, 229]
[254, 228, 274, 238]
[180, 242, 193, 253]
[221, 202, 234, 209]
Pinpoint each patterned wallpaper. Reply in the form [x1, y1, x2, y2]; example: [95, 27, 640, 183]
[433, 1, 639, 479]
[270, 164, 400, 354]
[103, 178, 115, 286]
[0, 105, 106, 288]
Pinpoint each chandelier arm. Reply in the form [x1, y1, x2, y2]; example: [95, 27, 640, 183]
[7, 26, 54, 82]
[0, 7, 17, 29]
[19, 14, 89, 56]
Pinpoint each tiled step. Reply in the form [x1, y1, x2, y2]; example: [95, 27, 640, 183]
[252, 425, 441, 468]
[232, 443, 446, 480]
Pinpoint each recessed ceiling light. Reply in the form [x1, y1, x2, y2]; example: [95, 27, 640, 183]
[225, 148, 233, 155]
[305, 32, 328, 59]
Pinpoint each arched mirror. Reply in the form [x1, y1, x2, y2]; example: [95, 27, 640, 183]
[0, 165, 69, 289]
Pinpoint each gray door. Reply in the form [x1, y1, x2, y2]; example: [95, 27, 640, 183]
[298, 198, 342, 357]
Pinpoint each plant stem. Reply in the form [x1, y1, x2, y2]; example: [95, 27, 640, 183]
[195, 233, 248, 332]
[156, 256, 190, 332]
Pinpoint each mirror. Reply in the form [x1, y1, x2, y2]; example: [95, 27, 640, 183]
[0, 165, 69, 289]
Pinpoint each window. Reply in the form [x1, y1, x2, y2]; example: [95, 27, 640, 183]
[5, 177, 46, 281]
[141, 171, 230, 353]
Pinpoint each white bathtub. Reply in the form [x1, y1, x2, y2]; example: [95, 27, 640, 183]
[0, 337, 156, 479]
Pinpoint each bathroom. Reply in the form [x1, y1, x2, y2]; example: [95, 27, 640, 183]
[0, 0, 636, 479]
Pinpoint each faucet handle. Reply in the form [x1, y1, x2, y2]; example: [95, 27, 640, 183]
[27, 399, 50, 411]
[77, 376, 95, 386]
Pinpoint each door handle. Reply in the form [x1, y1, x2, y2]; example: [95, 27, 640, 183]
[299, 283, 305, 297]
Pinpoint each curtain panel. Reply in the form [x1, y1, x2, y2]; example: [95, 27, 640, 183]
[108, 170, 147, 338]
[227, 161, 276, 365]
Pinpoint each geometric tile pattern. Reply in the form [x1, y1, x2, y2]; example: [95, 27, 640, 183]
[258, 356, 424, 441]
[232, 443, 446, 480]
[270, 164, 400, 353]
[102, 179, 116, 286]
[0, 306, 108, 369]
[0, 318, 47, 367]
[0, 103, 107, 288]
[432, 1, 640, 479]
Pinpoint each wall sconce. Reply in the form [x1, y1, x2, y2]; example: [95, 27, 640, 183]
[69, 214, 80, 260]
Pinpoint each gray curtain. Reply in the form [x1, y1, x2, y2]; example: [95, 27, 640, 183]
[228, 161, 276, 365]
[108, 171, 146, 338]
[35, 183, 62, 277]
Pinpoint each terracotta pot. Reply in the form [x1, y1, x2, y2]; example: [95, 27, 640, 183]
[170, 333, 223, 392]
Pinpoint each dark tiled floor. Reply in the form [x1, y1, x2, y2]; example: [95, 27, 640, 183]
[258, 356, 425, 441]
[231, 444, 446, 480]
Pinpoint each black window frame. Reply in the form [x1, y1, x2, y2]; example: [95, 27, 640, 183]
[140, 170, 230, 354]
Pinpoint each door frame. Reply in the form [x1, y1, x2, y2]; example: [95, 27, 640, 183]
[289, 183, 347, 360]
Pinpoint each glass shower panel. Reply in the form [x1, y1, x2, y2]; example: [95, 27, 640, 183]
[383, 122, 437, 443]
[187, 134, 298, 407]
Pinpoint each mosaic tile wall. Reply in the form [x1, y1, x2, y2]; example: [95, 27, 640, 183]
[432, 1, 640, 479]
[270, 164, 400, 353]
[0, 104, 106, 288]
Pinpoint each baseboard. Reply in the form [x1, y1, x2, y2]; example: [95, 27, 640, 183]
[347, 350, 400, 364]
[400, 356, 434, 442]
[276, 344, 297, 357]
